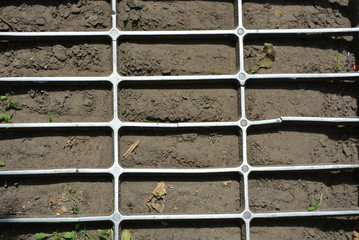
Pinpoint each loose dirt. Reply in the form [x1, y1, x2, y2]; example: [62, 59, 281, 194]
[0, 0, 111, 32]
[0, 39, 112, 77]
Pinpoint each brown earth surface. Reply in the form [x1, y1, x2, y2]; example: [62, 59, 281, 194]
[0, 0, 358, 239]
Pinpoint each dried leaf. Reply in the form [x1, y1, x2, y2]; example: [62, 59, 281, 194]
[148, 197, 165, 213]
[50, 199, 59, 206]
[152, 181, 166, 198]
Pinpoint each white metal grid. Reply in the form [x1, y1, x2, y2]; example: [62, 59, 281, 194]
[0, 0, 359, 239]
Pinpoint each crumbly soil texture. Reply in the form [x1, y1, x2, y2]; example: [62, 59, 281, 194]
[1, 0, 359, 239]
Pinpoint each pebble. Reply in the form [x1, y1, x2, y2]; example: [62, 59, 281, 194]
[63, 11, 71, 19]
[71, 5, 81, 14]
[35, 17, 46, 26]
[162, 69, 172, 75]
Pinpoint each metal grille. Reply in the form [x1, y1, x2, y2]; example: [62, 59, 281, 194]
[1, 0, 359, 239]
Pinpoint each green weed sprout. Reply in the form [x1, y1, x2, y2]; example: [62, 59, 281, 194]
[307, 193, 323, 211]
[48, 112, 60, 122]
[333, 54, 342, 71]
[1, 92, 22, 110]
[0, 114, 12, 123]
[98, 229, 115, 240]
[0, 162, 5, 167]
[35, 224, 103, 240]
[68, 185, 81, 214]
[0, 231, 9, 240]
[120, 229, 131, 240]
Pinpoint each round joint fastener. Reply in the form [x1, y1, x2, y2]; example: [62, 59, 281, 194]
[243, 212, 251, 219]
[237, 28, 245, 35]
[239, 73, 246, 80]
[110, 29, 120, 38]
[241, 165, 249, 173]
[240, 119, 248, 127]
[113, 213, 121, 221]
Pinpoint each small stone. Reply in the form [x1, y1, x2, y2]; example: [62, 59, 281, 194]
[52, 45, 67, 62]
[162, 69, 172, 75]
[70, 5, 81, 14]
[63, 11, 71, 19]
[36, 17, 46, 26]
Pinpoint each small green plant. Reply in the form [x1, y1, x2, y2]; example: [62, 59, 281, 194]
[333, 54, 342, 71]
[68, 185, 81, 214]
[0, 162, 5, 168]
[35, 225, 113, 240]
[120, 230, 131, 240]
[48, 112, 60, 122]
[1, 92, 22, 110]
[98, 229, 114, 240]
[307, 193, 323, 211]
[1, 92, 13, 101]
[0, 114, 12, 123]
[0, 231, 9, 240]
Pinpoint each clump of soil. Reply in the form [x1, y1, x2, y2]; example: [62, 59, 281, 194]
[0, 40, 111, 77]
[249, 171, 358, 212]
[246, 80, 358, 119]
[118, 0, 236, 31]
[243, 0, 354, 29]
[0, 0, 111, 32]
[248, 125, 358, 166]
[119, 128, 241, 168]
[119, 82, 239, 122]
[0, 83, 112, 123]
[0, 176, 113, 217]
[118, 38, 238, 76]
[244, 35, 357, 74]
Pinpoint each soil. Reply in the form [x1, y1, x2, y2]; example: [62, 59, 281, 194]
[0, 222, 112, 240]
[0, 175, 113, 217]
[119, 128, 241, 168]
[244, 35, 357, 74]
[0, 128, 113, 170]
[120, 175, 242, 214]
[121, 221, 243, 240]
[246, 80, 358, 120]
[0, 82, 112, 123]
[248, 125, 358, 166]
[0, 39, 112, 77]
[117, 0, 236, 31]
[249, 170, 359, 212]
[251, 217, 358, 240]
[118, 37, 238, 76]
[243, 0, 355, 29]
[0, 0, 358, 238]
[119, 82, 239, 122]
[0, 0, 111, 32]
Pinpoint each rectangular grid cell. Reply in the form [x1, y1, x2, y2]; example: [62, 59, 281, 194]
[0, 0, 359, 239]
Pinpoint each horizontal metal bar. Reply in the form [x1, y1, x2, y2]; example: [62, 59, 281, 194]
[0, 77, 111, 82]
[0, 31, 111, 37]
[245, 73, 359, 80]
[120, 30, 236, 36]
[253, 210, 359, 219]
[121, 213, 243, 221]
[122, 168, 240, 175]
[120, 75, 238, 82]
[0, 122, 113, 129]
[0, 216, 111, 223]
[245, 28, 359, 35]
[120, 121, 240, 128]
[280, 117, 359, 123]
[250, 117, 359, 127]
[0, 169, 112, 176]
[251, 164, 359, 172]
